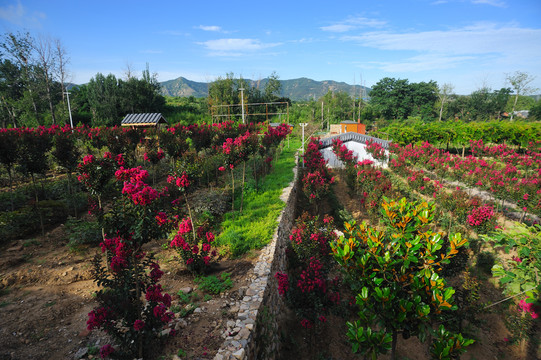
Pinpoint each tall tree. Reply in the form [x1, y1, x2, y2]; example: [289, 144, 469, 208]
[33, 35, 57, 124]
[264, 71, 281, 101]
[437, 83, 454, 121]
[506, 71, 537, 121]
[54, 38, 70, 103]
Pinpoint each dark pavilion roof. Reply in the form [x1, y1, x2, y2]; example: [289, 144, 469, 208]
[121, 113, 167, 126]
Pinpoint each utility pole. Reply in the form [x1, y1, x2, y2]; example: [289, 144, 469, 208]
[239, 88, 245, 124]
[321, 101, 324, 131]
[64, 89, 74, 128]
[300, 122, 308, 168]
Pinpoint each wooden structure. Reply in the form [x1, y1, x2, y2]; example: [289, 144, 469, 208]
[121, 113, 168, 128]
[340, 120, 366, 135]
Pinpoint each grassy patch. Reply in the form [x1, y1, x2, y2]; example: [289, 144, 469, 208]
[217, 138, 300, 256]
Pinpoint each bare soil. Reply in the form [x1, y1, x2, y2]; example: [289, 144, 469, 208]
[0, 221, 259, 360]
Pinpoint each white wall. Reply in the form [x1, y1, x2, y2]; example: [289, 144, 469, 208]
[321, 141, 389, 169]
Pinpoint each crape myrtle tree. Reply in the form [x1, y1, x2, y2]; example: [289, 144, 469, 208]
[332, 197, 473, 360]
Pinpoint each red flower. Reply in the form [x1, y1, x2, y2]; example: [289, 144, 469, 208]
[133, 319, 145, 331]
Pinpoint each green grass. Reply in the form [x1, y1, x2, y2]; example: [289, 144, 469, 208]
[216, 138, 300, 256]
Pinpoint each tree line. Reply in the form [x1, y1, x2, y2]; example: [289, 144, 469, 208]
[0, 32, 166, 128]
[289, 73, 540, 127]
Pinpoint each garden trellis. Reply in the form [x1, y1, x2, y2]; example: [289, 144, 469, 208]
[210, 101, 289, 123]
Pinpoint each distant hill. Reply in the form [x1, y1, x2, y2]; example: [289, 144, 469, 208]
[160, 77, 209, 98]
[159, 77, 370, 102]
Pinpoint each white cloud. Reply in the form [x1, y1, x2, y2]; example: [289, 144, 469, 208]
[320, 16, 387, 33]
[198, 38, 282, 56]
[341, 23, 541, 57]
[0, 0, 45, 27]
[375, 54, 477, 72]
[471, 0, 506, 7]
[197, 25, 222, 32]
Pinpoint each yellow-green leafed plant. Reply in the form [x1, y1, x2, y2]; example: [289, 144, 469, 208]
[331, 197, 472, 360]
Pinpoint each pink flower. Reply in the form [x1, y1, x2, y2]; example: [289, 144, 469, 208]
[133, 319, 145, 331]
[218, 166, 225, 171]
[318, 315, 326, 323]
[99, 344, 115, 358]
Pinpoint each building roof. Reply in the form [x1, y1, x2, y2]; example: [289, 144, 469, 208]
[121, 113, 167, 126]
[340, 120, 359, 124]
[319, 132, 392, 149]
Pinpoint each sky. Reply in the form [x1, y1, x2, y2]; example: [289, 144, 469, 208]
[1, 0, 540, 95]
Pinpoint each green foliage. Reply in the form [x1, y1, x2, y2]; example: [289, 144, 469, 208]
[195, 272, 233, 295]
[332, 197, 470, 358]
[369, 77, 438, 120]
[64, 217, 102, 249]
[216, 138, 300, 255]
[431, 325, 475, 360]
[486, 222, 541, 299]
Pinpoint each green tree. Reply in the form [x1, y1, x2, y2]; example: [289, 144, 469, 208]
[264, 71, 282, 101]
[331, 197, 470, 359]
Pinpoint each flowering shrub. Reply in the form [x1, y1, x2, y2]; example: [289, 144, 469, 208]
[301, 170, 334, 207]
[275, 257, 340, 329]
[331, 138, 355, 168]
[289, 212, 337, 265]
[356, 162, 393, 221]
[170, 217, 218, 273]
[467, 204, 496, 234]
[303, 137, 330, 179]
[365, 139, 388, 164]
[262, 123, 291, 148]
[143, 148, 165, 165]
[89, 236, 174, 359]
[88, 164, 173, 359]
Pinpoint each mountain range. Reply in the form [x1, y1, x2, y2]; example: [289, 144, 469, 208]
[159, 77, 371, 101]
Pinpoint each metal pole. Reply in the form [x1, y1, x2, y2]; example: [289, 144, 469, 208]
[300, 123, 308, 168]
[239, 88, 245, 124]
[64, 90, 73, 128]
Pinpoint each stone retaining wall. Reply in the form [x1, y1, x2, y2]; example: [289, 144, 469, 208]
[213, 157, 300, 360]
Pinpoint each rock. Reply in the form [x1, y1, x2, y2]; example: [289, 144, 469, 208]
[74, 347, 88, 359]
[194, 307, 202, 313]
[78, 329, 91, 337]
[175, 319, 188, 330]
[172, 355, 182, 360]
[7, 245, 23, 252]
[232, 348, 245, 359]
[178, 287, 193, 294]
[161, 328, 171, 337]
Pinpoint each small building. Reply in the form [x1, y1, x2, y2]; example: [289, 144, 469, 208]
[340, 120, 366, 135]
[121, 113, 168, 128]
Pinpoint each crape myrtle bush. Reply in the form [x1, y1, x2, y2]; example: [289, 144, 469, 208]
[275, 213, 342, 329]
[389, 140, 541, 217]
[88, 164, 174, 359]
[302, 137, 335, 211]
[331, 138, 357, 188]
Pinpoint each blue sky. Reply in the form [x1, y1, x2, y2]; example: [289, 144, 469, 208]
[1, 0, 540, 94]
